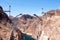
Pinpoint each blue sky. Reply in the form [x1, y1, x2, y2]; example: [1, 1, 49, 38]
[0, 0, 60, 16]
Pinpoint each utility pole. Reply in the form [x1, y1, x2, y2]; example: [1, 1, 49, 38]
[41, 8, 44, 14]
[4, 5, 11, 16]
[9, 5, 11, 16]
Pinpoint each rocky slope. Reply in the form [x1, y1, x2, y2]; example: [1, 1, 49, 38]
[16, 9, 60, 40]
[0, 21, 24, 40]
[0, 9, 60, 40]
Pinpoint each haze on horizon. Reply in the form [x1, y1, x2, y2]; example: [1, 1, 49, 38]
[0, 0, 60, 17]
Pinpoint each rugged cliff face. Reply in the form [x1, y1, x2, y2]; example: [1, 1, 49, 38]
[0, 21, 24, 40]
[38, 16, 60, 40]
[1, 9, 60, 40]
[16, 10, 60, 40]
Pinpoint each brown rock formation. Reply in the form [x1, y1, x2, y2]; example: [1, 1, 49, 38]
[0, 22, 24, 40]
[43, 9, 60, 18]
[16, 9, 60, 40]
[0, 6, 24, 40]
